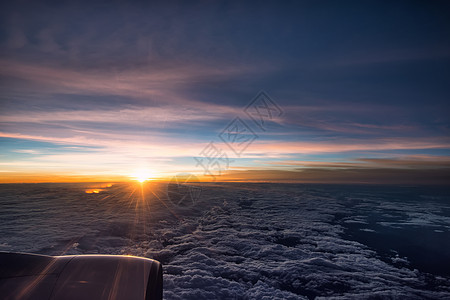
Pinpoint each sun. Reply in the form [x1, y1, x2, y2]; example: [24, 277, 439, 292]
[131, 169, 156, 183]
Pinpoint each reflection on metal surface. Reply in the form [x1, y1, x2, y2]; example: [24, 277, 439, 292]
[0, 252, 162, 300]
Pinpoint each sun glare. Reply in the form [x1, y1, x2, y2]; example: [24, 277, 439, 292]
[131, 169, 156, 183]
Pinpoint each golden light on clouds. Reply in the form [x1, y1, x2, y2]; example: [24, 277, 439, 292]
[85, 189, 103, 194]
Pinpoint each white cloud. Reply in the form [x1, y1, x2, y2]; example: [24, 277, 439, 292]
[1, 183, 449, 298]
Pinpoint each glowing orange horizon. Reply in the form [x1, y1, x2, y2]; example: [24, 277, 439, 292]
[1, 166, 448, 185]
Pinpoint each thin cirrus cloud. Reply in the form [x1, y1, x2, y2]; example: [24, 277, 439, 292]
[0, 105, 226, 128]
[0, 59, 261, 107]
[2, 131, 449, 155]
[264, 156, 450, 169]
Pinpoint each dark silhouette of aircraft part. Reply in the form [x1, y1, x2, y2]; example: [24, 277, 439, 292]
[0, 252, 163, 300]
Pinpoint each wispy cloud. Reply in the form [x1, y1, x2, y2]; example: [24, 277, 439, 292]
[12, 149, 41, 154]
[0, 59, 259, 105]
[246, 138, 450, 156]
[264, 155, 450, 169]
[218, 168, 450, 184]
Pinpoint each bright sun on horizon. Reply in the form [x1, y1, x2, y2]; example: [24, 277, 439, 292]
[131, 169, 157, 183]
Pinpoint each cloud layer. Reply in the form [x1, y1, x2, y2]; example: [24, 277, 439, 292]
[1, 183, 449, 298]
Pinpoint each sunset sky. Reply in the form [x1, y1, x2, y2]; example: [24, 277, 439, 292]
[1, 0, 449, 183]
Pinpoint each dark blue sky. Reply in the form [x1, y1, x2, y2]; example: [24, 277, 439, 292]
[1, 0, 449, 183]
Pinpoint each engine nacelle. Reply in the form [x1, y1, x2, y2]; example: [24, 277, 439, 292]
[0, 252, 163, 300]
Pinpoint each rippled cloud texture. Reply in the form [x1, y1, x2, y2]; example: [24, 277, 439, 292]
[1, 183, 449, 298]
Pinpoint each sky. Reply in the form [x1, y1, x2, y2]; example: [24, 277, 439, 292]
[0, 0, 449, 183]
